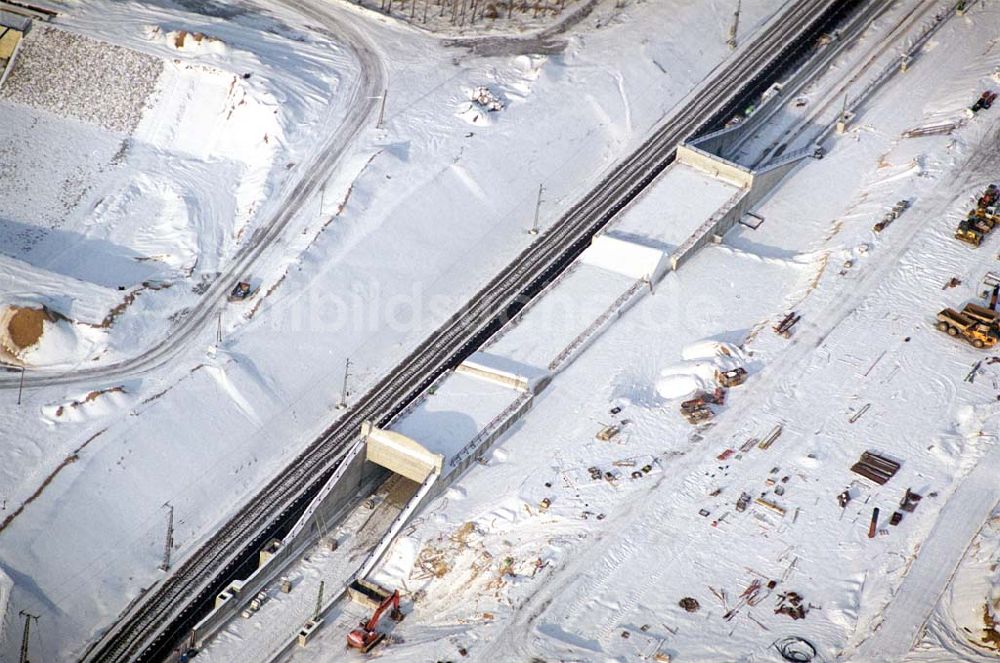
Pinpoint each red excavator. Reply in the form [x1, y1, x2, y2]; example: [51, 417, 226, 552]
[347, 589, 403, 653]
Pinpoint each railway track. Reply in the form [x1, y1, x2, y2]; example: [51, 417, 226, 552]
[83, 1, 863, 660]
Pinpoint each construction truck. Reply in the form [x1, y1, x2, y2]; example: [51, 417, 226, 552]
[955, 185, 1000, 246]
[935, 302, 1000, 348]
[971, 90, 998, 114]
[347, 589, 403, 653]
[228, 279, 256, 302]
[978, 183, 999, 209]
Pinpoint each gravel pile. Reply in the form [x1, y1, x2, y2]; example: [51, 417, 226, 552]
[0, 25, 163, 134]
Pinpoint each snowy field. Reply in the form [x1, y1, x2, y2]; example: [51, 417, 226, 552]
[0, 11, 349, 368]
[270, 3, 1000, 662]
[0, 0, 794, 659]
[5, 0, 1000, 661]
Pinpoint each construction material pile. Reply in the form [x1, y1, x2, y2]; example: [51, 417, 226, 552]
[850, 451, 900, 486]
[0, 25, 162, 133]
[0, 305, 48, 359]
[955, 184, 999, 247]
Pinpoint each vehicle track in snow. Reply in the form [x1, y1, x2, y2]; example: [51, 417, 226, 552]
[81, 0, 859, 660]
[476, 81, 1000, 663]
[0, 0, 385, 391]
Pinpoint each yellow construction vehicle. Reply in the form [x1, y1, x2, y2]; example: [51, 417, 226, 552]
[956, 217, 986, 246]
[936, 303, 1000, 348]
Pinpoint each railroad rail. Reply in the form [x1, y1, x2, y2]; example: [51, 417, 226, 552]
[83, 0, 862, 660]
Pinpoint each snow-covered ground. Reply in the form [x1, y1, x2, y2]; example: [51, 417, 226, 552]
[0, 0, 796, 659]
[6, 0, 999, 660]
[269, 3, 1000, 661]
[0, 14, 347, 368]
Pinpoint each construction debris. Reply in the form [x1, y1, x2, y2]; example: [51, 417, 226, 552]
[679, 597, 700, 612]
[681, 406, 711, 425]
[902, 122, 957, 138]
[241, 590, 269, 619]
[471, 86, 503, 112]
[851, 451, 900, 485]
[899, 487, 923, 512]
[757, 424, 783, 450]
[774, 591, 809, 620]
[868, 507, 880, 539]
[596, 424, 621, 441]
[717, 367, 748, 387]
[849, 403, 870, 423]
[681, 387, 726, 425]
[754, 497, 786, 516]
[774, 312, 801, 338]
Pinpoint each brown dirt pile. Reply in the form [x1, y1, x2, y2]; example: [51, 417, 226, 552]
[7, 306, 47, 349]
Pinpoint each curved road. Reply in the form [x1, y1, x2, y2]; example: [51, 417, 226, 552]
[0, 0, 385, 390]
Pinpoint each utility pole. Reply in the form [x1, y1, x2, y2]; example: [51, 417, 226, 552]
[17, 366, 24, 405]
[160, 503, 175, 572]
[727, 0, 741, 49]
[314, 580, 325, 620]
[377, 89, 387, 129]
[19, 611, 38, 663]
[837, 92, 851, 134]
[530, 184, 544, 235]
[337, 358, 352, 409]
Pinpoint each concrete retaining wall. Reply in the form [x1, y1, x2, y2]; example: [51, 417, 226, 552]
[364, 423, 443, 484]
[676, 144, 754, 188]
[445, 391, 533, 478]
[190, 440, 381, 646]
[456, 351, 550, 393]
[670, 143, 813, 271]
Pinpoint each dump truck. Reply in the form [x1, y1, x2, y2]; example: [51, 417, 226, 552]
[935, 304, 1000, 348]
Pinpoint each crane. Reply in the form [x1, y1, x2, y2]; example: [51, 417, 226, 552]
[346, 589, 403, 652]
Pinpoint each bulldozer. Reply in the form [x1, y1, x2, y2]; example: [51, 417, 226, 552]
[956, 217, 986, 246]
[936, 302, 1000, 348]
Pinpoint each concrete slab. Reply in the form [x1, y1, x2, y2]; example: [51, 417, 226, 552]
[391, 371, 523, 468]
[610, 161, 741, 250]
[486, 264, 635, 371]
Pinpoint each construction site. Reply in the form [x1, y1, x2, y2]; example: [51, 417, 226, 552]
[4, 0, 1000, 662]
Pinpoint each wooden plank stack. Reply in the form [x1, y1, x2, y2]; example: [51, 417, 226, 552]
[851, 451, 900, 485]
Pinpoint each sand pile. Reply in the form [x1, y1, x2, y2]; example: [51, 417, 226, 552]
[1, 306, 48, 358]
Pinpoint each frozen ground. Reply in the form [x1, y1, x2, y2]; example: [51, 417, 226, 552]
[0, 0, 793, 659]
[275, 3, 1000, 661]
[0, 11, 347, 368]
